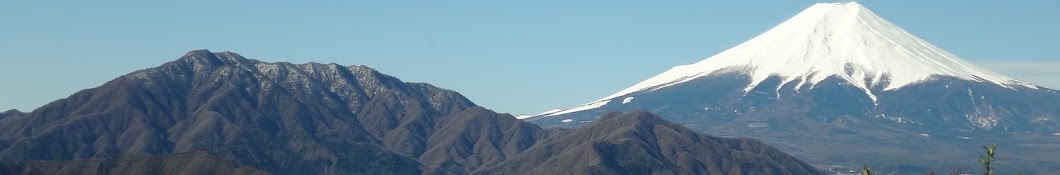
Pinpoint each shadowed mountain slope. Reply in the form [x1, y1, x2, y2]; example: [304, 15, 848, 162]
[0, 110, 20, 120]
[477, 111, 821, 175]
[0, 152, 269, 175]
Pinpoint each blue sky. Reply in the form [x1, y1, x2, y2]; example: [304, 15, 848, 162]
[2, 1, 1058, 115]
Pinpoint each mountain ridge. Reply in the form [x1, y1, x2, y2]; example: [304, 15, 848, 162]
[478, 111, 819, 174]
[0, 110, 19, 120]
[0, 50, 822, 174]
[0, 49, 472, 174]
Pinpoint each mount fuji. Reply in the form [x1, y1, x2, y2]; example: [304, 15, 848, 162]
[529, 2, 1060, 173]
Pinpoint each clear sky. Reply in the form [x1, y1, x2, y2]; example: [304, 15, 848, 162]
[2, 1, 1058, 115]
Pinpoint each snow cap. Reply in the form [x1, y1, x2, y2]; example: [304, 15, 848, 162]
[540, 2, 1033, 117]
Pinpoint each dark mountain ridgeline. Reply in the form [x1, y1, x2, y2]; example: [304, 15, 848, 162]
[0, 50, 820, 175]
[0, 109, 21, 120]
[477, 111, 820, 175]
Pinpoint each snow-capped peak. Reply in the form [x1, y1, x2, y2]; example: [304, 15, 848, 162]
[603, 2, 1031, 101]
[538, 2, 1034, 118]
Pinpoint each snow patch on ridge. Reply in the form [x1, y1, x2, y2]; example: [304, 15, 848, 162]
[515, 115, 534, 119]
[537, 109, 563, 116]
[542, 100, 610, 116]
